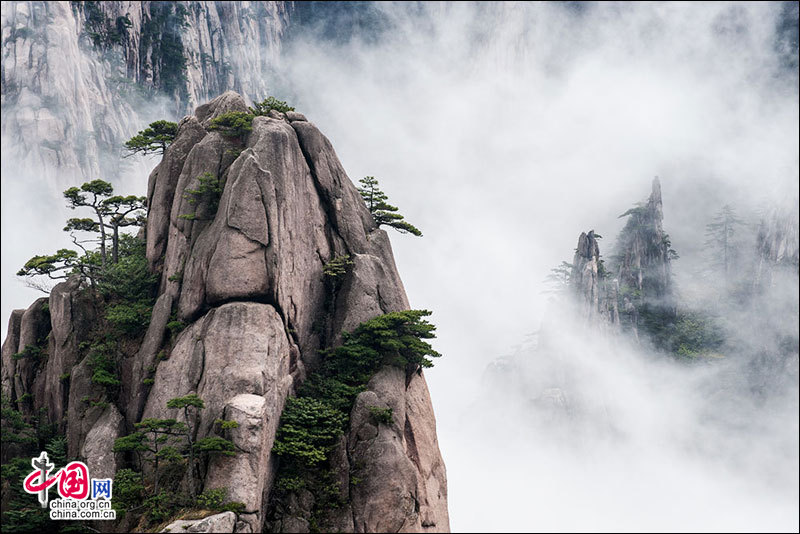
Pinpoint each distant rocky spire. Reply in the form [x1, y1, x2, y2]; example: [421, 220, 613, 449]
[754, 201, 800, 289]
[571, 230, 619, 328]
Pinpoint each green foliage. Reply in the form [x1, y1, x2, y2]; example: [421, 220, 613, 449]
[105, 301, 153, 336]
[143, 490, 185, 523]
[195, 488, 226, 509]
[357, 176, 423, 236]
[323, 254, 354, 280]
[21, 179, 147, 290]
[705, 204, 744, 288]
[662, 234, 679, 260]
[276, 475, 306, 492]
[195, 488, 246, 513]
[182, 172, 223, 220]
[87, 342, 121, 389]
[597, 258, 609, 279]
[143, 378, 155, 386]
[249, 96, 295, 115]
[327, 310, 441, 373]
[64, 179, 114, 205]
[207, 111, 254, 139]
[111, 468, 145, 517]
[112, 394, 238, 525]
[80, 0, 131, 48]
[113, 417, 188, 500]
[98, 235, 157, 337]
[273, 310, 440, 465]
[214, 418, 240, 431]
[225, 147, 243, 158]
[139, 1, 189, 98]
[45, 436, 68, 466]
[166, 394, 205, 410]
[544, 261, 573, 293]
[16, 249, 79, 279]
[193, 436, 236, 456]
[618, 204, 647, 219]
[672, 313, 725, 358]
[12, 344, 44, 362]
[271, 310, 440, 525]
[0, 509, 49, 533]
[112, 431, 149, 454]
[0, 405, 73, 532]
[124, 120, 178, 157]
[273, 398, 346, 465]
[0, 395, 35, 447]
[368, 406, 393, 425]
[98, 234, 157, 301]
[640, 306, 725, 359]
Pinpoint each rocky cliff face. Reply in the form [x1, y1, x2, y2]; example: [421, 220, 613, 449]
[754, 201, 800, 290]
[613, 178, 672, 300]
[1, 91, 449, 533]
[571, 230, 619, 328]
[1, 1, 289, 181]
[610, 177, 675, 338]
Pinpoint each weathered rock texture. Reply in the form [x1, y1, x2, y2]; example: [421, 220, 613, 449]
[613, 177, 672, 301]
[1, 91, 449, 533]
[610, 177, 674, 338]
[161, 511, 237, 533]
[571, 230, 619, 327]
[754, 201, 800, 289]
[1, 1, 289, 181]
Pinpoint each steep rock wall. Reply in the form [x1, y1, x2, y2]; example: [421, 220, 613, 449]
[1, 1, 289, 181]
[571, 230, 619, 328]
[2, 90, 449, 533]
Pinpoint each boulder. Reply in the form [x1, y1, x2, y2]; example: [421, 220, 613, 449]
[160, 511, 236, 533]
[80, 403, 124, 479]
[143, 302, 297, 530]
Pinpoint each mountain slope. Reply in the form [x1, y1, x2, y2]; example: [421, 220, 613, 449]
[1, 91, 449, 533]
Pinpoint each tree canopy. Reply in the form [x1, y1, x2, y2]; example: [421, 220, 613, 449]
[18, 180, 146, 291]
[124, 120, 178, 157]
[207, 111, 253, 139]
[357, 176, 422, 236]
[249, 96, 295, 115]
[705, 204, 744, 288]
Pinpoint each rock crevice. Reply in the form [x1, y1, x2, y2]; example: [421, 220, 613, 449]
[2, 90, 448, 533]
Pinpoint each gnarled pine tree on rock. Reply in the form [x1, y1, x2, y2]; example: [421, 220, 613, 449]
[2, 90, 449, 534]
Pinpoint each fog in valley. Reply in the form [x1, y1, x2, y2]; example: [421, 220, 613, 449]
[276, 3, 799, 531]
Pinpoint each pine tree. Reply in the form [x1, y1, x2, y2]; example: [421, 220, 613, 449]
[705, 205, 744, 288]
[357, 176, 422, 236]
[124, 120, 178, 157]
[543, 261, 573, 293]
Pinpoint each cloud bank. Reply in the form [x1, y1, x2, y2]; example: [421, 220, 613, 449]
[275, 2, 799, 531]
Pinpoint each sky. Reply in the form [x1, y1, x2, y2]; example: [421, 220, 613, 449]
[1, 2, 798, 532]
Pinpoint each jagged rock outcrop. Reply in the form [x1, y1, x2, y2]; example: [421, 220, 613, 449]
[571, 230, 619, 327]
[1, 90, 449, 533]
[613, 177, 672, 300]
[2, 1, 289, 181]
[161, 511, 237, 533]
[142, 91, 448, 532]
[611, 177, 674, 337]
[754, 201, 800, 289]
